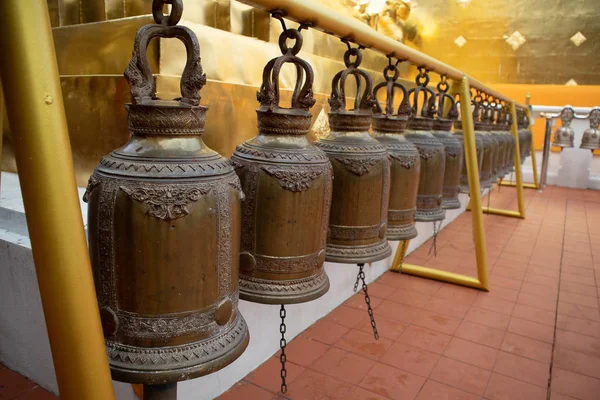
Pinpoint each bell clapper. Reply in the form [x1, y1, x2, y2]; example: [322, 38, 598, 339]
[142, 383, 177, 400]
[357, 264, 380, 340]
[279, 304, 288, 394]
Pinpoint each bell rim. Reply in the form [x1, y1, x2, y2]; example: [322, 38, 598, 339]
[442, 197, 462, 210]
[414, 207, 446, 222]
[324, 240, 392, 264]
[238, 272, 330, 305]
[386, 224, 418, 241]
[106, 313, 250, 385]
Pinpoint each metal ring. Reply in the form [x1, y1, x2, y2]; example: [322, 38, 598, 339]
[416, 74, 430, 87]
[344, 47, 363, 67]
[383, 65, 400, 81]
[278, 29, 303, 55]
[152, 0, 183, 26]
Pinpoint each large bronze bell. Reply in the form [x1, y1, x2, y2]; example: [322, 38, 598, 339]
[371, 62, 420, 240]
[553, 106, 575, 148]
[405, 69, 446, 222]
[503, 108, 516, 174]
[231, 27, 331, 304]
[454, 119, 483, 193]
[483, 100, 502, 181]
[490, 103, 508, 180]
[473, 95, 496, 189]
[315, 46, 391, 263]
[580, 108, 600, 151]
[432, 79, 462, 210]
[83, 2, 249, 384]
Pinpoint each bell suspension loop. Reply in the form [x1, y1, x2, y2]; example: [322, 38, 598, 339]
[356, 264, 379, 340]
[279, 304, 288, 394]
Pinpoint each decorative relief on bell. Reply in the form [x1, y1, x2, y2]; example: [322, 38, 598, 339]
[83, 0, 249, 385]
[231, 26, 332, 305]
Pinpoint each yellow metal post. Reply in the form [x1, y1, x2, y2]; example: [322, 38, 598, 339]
[0, 1, 115, 399]
[391, 77, 489, 291]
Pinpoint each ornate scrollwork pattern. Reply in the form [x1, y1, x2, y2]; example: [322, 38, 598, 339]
[120, 184, 211, 221]
[418, 147, 442, 160]
[390, 153, 418, 168]
[335, 157, 380, 176]
[262, 165, 324, 192]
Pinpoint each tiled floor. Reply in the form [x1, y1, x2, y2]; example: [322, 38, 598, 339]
[2, 185, 600, 400]
[220, 185, 600, 400]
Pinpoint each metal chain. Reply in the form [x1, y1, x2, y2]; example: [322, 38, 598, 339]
[279, 305, 287, 394]
[357, 264, 379, 340]
[428, 221, 440, 257]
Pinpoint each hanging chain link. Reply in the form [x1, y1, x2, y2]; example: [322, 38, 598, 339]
[279, 305, 287, 394]
[428, 221, 440, 257]
[357, 264, 379, 340]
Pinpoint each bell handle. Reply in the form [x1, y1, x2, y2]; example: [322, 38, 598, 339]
[124, 21, 206, 106]
[329, 67, 374, 113]
[257, 29, 315, 111]
[407, 85, 436, 119]
[373, 81, 409, 117]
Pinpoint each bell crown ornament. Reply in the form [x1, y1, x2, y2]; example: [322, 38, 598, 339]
[372, 60, 412, 131]
[407, 68, 437, 130]
[82, 0, 249, 385]
[328, 45, 375, 131]
[255, 27, 316, 135]
[432, 77, 458, 131]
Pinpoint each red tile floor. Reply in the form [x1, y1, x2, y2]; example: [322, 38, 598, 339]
[2, 185, 600, 399]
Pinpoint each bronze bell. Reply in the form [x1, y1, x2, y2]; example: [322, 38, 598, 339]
[553, 106, 575, 148]
[473, 95, 496, 189]
[314, 46, 392, 263]
[503, 108, 517, 174]
[523, 114, 533, 159]
[405, 69, 446, 222]
[83, 1, 249, 385]
[432, 80, 463, 210]
[371, 62, 420, 240]
[231, 27, 331, 304]
[454, 119, 483, 194]
[483, 101, 502, 181]
[489, 104, 507, 179]
[581, 108, 600, 151]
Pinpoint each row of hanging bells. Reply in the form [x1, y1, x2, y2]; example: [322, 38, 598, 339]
[554, 106, 600, 151]
[82, 0, 525, 396]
